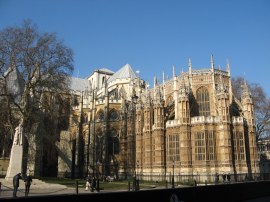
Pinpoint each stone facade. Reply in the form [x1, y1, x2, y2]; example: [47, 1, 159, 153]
[57, 61, 259, 182]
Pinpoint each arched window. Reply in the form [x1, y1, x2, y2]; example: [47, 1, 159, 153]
[96, 128, 104, 163]
[109, 109, 119, 121]
[108, 129, 119, 155]
[233, 131, 245, 160]
[168, 133, 180, 161]
[166, 96, 175, 120]
[194, 131, 215, 161]
[97, 110, 104, 121]
[197, 87, 210, 116]
[83, 113, 88, 123]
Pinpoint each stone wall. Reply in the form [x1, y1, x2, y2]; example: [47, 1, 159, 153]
[57, 131, 72, 178]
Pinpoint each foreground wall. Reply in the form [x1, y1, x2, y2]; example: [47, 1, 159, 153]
[3, 181, 270, 202]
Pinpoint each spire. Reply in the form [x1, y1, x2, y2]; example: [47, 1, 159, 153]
[211, 54, 214, 70]
[217, 72, 229, 122]
[179, 72, 188, 99]
[218, 72, 226, 94]
[162, 71, 165, 84]
[154, 85, 163, 105]
[145, 83, 151, 107]
[241, 79, 254, 126]
[104, 73, 108, 96]
[226, 59, 230, 76]
[178, 71, 190, 124]
[154, 75, 157, 88]
[241, 80, 252, 99]
[173, 65, 175, 77]
[162, 71, 166, 100]
[173, 64, 178, 118]
[188, 58, 192, 75]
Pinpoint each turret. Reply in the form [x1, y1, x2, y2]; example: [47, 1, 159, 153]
[241, 81, 258, 175]
[241, 81, 255, 126]
[153, 75, 157, 101]
[188, 58, 192, 88]
[173, 65, 179, 119]
[143, 87, 153, 132]
[178, 72, 190, 124]
[163, 71, 166, 100]
[216, 73, 230, 122]
[153, 85, 164, 129]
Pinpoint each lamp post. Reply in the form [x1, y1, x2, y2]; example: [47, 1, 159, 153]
[96, 161, 101, 192]
[133, 161, 136, 191]
[172, 160, 175, 188]
[136, 160, 139, 191]
[131, 93, 138, 191]
[86, 121, 90, 176]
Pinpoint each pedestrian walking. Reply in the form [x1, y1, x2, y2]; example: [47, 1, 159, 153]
[85, 174, 91, 191]
[215, 173, 219, 184]
[24, 174, 32, 196]
[13, 173, 22, 197]
[222, 173, 226, 184]
[91, 176, 97, 192]
[227, 173, 231, 183]
[245, 174, 248, 181]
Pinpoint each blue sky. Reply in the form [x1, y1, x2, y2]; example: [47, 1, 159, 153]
[0, 0, 269, 96]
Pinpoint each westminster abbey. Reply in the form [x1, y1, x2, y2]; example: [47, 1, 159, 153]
[54, 56, 259, 183]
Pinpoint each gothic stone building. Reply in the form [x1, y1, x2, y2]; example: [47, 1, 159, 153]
[59, 58, 258, 182]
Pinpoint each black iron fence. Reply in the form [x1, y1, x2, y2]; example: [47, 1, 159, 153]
[128, 172, 269, 185]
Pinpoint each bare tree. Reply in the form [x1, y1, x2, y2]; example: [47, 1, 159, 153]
[0, 20, 73, 168]
[0, 97, 13, 157]
[231, 76, 270, 141]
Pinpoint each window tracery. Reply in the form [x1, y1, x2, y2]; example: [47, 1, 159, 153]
[109, 109, 119, 121]
[97, 110, 104, 121]
[197, 87, 210, 116]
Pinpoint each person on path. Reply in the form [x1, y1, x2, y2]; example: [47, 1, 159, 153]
[222, 173, 226, 184]
[91, 176, 97, 192]
[227, 173, 231, 183]
[13, 173, 22, 197]
[215, 173, 219, 184]
[85, 174, 91, 191]
[24, 174, 32, 196]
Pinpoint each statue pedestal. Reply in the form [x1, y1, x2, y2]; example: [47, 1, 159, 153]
[5, 144, 23, 180]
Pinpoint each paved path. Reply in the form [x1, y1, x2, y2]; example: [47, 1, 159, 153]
[0, 178, 136, 198]
[0, 178, 77, 198]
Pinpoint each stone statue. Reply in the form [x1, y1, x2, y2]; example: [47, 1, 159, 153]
[5, 123, 23, 180]
[13, 124, 23, 145]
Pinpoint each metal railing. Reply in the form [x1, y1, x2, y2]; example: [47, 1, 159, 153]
[123, 172, 265, 185]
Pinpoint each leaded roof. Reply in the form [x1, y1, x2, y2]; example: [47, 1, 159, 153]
[107, 64, 137, 84]
[70, 77, 89, 92]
